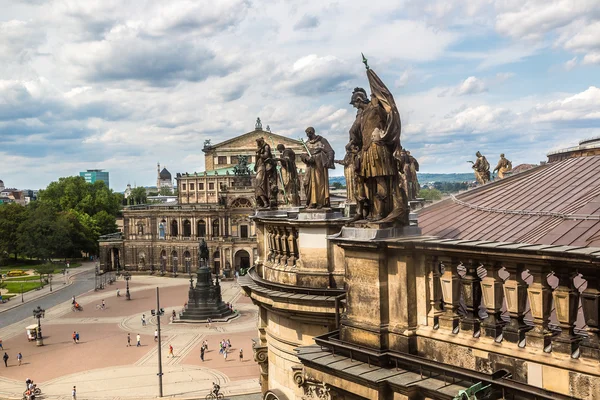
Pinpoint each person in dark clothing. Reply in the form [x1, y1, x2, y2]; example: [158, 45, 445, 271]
[3, 352, 9, 367]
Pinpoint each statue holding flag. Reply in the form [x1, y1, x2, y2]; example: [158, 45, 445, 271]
[347, 55, 408, 225]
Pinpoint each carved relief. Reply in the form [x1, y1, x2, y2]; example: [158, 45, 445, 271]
[301, 381, 332, 400]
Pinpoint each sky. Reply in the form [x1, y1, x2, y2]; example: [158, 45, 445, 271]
[1, 0, 599, 191]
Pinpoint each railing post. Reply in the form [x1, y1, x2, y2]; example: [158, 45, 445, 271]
[503, 263, 531, 347]
[439, 258, 461, 334]
[427, 256, 444, 330]
[460, 260, 483, 337]
[551, 268, 582, 357]
[525, 265, 554, 351]
[580, 268, 600, 360]
[481, 262, 506, 342]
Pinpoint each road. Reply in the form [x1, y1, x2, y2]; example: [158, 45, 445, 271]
[0, 266, 97, 329]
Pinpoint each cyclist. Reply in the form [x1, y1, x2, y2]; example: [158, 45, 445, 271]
[212, 382, 220, 397]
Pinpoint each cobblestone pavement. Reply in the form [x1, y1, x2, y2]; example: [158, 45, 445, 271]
[0, 276, 261, 399]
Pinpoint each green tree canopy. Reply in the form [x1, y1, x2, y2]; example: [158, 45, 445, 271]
[0, 203, 27, 261]
[130, 186, 148, 205]
[418, 188, 443, 201]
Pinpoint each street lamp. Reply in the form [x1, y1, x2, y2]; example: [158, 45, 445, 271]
[49, 274, 53, 292]
[124, 271, 131, 300]
[21, 283, 24, 303]
[32, 306, 45, 346]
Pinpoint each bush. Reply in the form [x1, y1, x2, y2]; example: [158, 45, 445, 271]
[4, 275, 41, 281]
[7, 270, 26, 277]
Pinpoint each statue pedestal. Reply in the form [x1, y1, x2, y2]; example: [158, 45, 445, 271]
[298, 208, 344, 221]
[334, 225, 421, 240]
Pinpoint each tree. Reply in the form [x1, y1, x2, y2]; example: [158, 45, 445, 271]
[159, 187, 173, 195]
[418, 188, 443, 201]
[332, 182, 346, 190]
[130, 186, 147, 205]
[0, 203, 27, 260]
[34, 264, 56, 287]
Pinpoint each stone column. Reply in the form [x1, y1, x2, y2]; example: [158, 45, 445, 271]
[274, 228, 282, 265]
[460, 260, 483, 337]
[280, 227, 289, 266]
[427, 256, 443, 329]
[481, 262, 505, 341]
[551, 268, 581, 357]
[525, 264, 553, 350]
[503, 263, 530, 347]
[580, 269, 600, 360]
[439, 258, 460, 334]
[286, 228, 297, 267]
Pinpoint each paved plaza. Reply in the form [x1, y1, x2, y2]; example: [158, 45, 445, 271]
[0, 274, 261, 399]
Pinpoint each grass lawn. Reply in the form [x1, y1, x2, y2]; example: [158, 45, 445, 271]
[3, 281, 43, 294]
[4, 275, 41, 281]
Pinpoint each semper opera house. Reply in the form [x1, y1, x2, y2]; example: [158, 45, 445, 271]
[98, 120, 305, 277]
[240, 136, 600, 400]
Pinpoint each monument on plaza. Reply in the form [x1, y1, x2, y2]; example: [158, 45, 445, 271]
[179, 239, 234, 321]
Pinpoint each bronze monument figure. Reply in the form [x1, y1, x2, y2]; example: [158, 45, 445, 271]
[470, 151, 491, 184]
[334, 143, 359, 203]
[493, 153, 512, 179]
[346, 56, 408, 224]
[254, 137, 277, 208]
[408, 150, 420, 200]
[198, 238, 209, 262]
[300, 127, 335, 209]
[275, 144, 301, 206]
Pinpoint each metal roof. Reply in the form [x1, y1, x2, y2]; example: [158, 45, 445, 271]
[418, 155, 600, 247]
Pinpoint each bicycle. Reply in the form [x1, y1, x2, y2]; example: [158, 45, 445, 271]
[205, 392, 224, 400]
[96, 304, 105, 310]
[71, 305, 83, 312]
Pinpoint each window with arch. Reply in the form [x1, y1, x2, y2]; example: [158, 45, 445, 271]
[230, 197, 253, 208]
[183, 220, 191, 237]
[197, 220, 206, 237]
[159, 221, 165, 239]
[212, 219, 220, 237]
[171, 220, 178, 236]
[137, 223, 144, 235]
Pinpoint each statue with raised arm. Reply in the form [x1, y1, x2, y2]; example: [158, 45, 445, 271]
[300, 127, 335, 209]
[254, 137, 277, 208]
[198, 238, 209, 262]
[275, 144, 301, 206]
[347, 56, 408, 225]
[493, 153, 512, 179]
[470, 151, 491, 184]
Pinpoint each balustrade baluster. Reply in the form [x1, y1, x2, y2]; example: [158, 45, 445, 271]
[427, 257, 444, 330]
[503, 263, 531, 347]
[525, 265, 553, 351]
[274, 228, 282, 264]
[481, 262, 505, 342]
[580, 269, 600, 360]
[281, 228, 289, 266]
[460, 260, 483, 337]
[439, 259, 460, 334]
[551, 268, 582, 358]
[286, 229, 297, 267]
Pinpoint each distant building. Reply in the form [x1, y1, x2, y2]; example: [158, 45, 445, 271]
[156, 163, 173, 192]
[79, 169, 110, 188]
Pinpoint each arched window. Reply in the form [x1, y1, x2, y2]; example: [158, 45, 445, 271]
[230, 198, 253, 208]
[212, 219, 220, 237]
[183, 220, 191, 237]
[184, 251, 191, 273]
[197, 220, 206, 238]
[159, 222, 165, 239]
[137, 223, 144, 235]
[171, 220, 178, 236]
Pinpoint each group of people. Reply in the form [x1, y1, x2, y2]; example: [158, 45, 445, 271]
[3, 350, 23, 367]
[71, 331, 80, 344]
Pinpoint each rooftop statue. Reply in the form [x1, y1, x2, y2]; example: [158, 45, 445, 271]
[469, 151, 491, 184]
[275, 143, 301, 206]
[347, 55, 408, 225]
[254, 137, 277, 208]
[203, 139, 211, 149]
[407, 150, 420, 200]
[198, 238, 209, 261]
[233, 155, 251, 176]
[493, 153, 512, 179]
[255, 117, 263, 130]
[334, 143, 359, 204]
[300, 127, 335, 209]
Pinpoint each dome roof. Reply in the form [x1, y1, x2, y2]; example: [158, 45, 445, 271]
[159, 168, 171, 179]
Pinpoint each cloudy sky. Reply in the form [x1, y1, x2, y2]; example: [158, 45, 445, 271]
[1, 0, 599, 191]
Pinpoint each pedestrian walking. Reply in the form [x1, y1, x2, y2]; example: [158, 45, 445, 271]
[154, 329, 158, 342]
[72, 331, 77, 344]
[0, 338, 3, 349]
[3, 352, 8, 367]
[206, 317, 212, 329]
[72, 296, 76, 305]
[136, 334, 141, 347]
[172, 310, 176, 321]
[219, 341, 223, 354]
[239, 348, 243, 362]
[17, 352, 22, 366]
[72, 385, 77, 400]
[203, 340, 208, 350]
[227, 339, 231, 348]
[200, 346, 205, 362]
[141, 314, 146, 326]
[168, 344, 174, 358]
[223, 347, 228, 360]
[75, 332, 80, 343]
[127, 333, 131, 347]
[101, 299, 105, 310]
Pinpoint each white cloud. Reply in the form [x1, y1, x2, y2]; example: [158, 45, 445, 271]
[455, 76, 488, 95]
[564, 57, 578, 71]
[531, 86, 600, 123]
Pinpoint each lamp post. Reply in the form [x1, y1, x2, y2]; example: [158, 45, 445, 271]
[21, 283, 24, 303]
[124, 271, 131, 300]
[32, 306, 45, 346]
[189, 263, 194, 289]
[49, 274, 53, 292]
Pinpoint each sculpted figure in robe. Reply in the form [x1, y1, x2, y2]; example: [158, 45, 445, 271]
[334, 143, 359, 203]
[347, 58, 408, 225]
[254, 137, 277, 208]
[493, 153, 512, 179]
[300, 127, 335, 209]
[275, 144, 301, 206]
